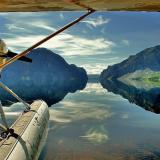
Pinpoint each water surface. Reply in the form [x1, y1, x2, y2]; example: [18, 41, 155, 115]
[43, 83, 160, 160]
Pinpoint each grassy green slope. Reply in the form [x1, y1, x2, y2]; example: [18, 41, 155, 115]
[118, 69, 160, 90]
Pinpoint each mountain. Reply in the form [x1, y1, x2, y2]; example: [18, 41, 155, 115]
[100, 45, 160, 80]
[0, 48, 88, 106]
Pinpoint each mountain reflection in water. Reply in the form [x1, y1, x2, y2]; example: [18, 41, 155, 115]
[41, 83, 160, 160]
[101, 79, 160, 114]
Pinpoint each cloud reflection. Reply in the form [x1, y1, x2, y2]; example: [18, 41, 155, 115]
[80, 125, 109, 144]
[49, 87, 114, 145]
[50, 101, 113, 123]
[80, 83, 107, 95]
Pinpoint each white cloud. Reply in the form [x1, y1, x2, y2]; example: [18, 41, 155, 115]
[80, 60, 118, 74]
[29, 20, 56, 32]
[5, 19, 56, 33]
[101, 28, 106, 34]
[6, 24, 26, 31]
[61, 37, 115, 56]
[59, 13, 64, 20]
[121, 113, 129, 119]
[2, 12, 56, 33]
[1, 12, 115, 59]
[82, 16, 110, 28]
[4, 31, 115, 56]
[80, 64, 106, 74]
[2, 12, 116, 74]
[122, 39, 130, 46]
[0, 33, 16, 36]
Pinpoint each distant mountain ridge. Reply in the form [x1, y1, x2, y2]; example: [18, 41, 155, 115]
[100, 45, 160, 80]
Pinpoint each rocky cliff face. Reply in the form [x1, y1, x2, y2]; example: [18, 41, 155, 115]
[100, 45, 160, 81]
[0, 48, 88, 106]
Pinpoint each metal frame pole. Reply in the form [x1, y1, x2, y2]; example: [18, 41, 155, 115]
[0, 82, 30, 111]
[0, 101, 9, 131]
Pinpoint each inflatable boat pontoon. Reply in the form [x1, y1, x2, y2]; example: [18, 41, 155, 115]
[0, 100, 49, 160]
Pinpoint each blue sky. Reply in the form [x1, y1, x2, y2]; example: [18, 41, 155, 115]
[0, 11, 160, 74]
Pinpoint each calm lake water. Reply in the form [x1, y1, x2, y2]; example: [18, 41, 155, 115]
[42, 82, 160, 160]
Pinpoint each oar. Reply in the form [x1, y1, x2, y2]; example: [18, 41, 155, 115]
[0, 9, 95, 70]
